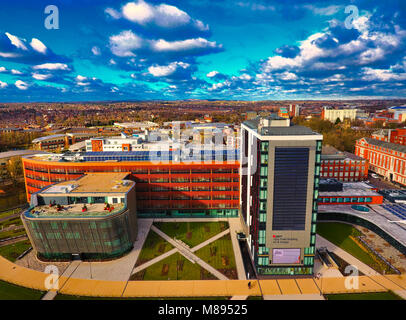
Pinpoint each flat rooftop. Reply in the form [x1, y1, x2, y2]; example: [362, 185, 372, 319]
[27, 202, 125, 218]
[321, 145, 364, 161]
[243, 116, 320, 136]
[41, 172, 133, 195]
[319, 188, 381, 197]
[0, 149, 49, 160]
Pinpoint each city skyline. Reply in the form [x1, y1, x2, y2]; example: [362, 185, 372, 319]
[0, 0, 405, 102]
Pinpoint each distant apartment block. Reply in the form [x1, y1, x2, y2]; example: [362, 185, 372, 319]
[388, 106, 406, 122]
[240, 115, 322, 276]
[33, 133, 97, 151]
[114, 121, 159, 131]
[355, 137, 406, 186]
[321, 106, 364, 122]
[278, 104, 300, 119]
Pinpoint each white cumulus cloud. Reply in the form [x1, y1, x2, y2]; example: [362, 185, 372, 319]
[109, 30, 143, 57]
[15, 80, 28, 90]
[30, 38, 47, 54]
[122, 0, 191, 28]
[206, 71, 219, 78]
[33, 63, 70, 71]
[151, 37, 220, 52]
[148, 61, 189, 77]
[32, 73, 52, 81]
[5, 32, 28, 51]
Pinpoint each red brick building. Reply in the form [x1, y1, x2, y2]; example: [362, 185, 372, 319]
[355, 137, 406, 186]
[320, 146, 368, 181]
[371, 128, 406, 146]
[22, 153, 240, 218]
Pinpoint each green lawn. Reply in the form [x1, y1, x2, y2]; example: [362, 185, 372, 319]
[0, 240, 31, 262]
[0, 280, 44, 300]
[135, 230, 174, 266]
[154, 222, 229, 247]
[0, 216, 23, 229]
[131, 252, 217, 281]
[316, 222, 388, 273]
[195, 233, 238, 279]
[0, 207, 23, 220]
[325, 291, 403, 300]
[0, 228, 26, 240]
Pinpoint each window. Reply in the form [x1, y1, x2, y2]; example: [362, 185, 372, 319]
[258, 257, 268, 266]
[311, 224, 316, 233]
[258, 246, 269, 255]
[310, 235, 316, 245]
[304, 247, 314, 255]
[258, 230, 266, 245]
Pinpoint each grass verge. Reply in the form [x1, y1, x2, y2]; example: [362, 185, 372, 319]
[0, 280, 44, 300]
[0, 240, 31, 262]
[325, 291, 403, 300]
[316, 222, 389, 273]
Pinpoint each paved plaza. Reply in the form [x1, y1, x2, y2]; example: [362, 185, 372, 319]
[1, 217, 406, 299]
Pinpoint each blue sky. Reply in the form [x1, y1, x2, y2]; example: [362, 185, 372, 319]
[0, 0, 405, 102]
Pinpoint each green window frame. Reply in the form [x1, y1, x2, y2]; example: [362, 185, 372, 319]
[258, 230, 266, 245]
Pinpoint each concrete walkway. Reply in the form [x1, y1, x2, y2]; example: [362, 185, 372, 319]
[151, 225, 229, 280]
[228, 218, 247, 280]
[57, 219, 154, 282]
[41, 260, 82, 300]
[2, 254, 406, 297]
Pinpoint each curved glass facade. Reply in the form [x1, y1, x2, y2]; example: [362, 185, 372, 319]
[22, 207, 137, 261]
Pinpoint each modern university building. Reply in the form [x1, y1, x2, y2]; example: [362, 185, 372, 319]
[21, 173, 137, 260]
[22, 139, 240, 219]
[240, 115, 323, 276]
[22, 116, 324, 276]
